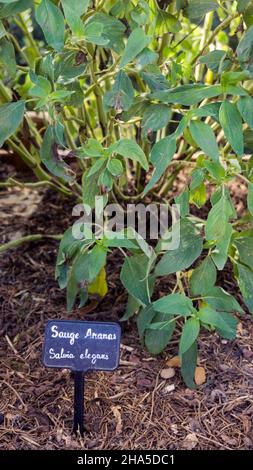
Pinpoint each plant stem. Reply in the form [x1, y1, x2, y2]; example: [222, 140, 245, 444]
[17, 13, 40, 58]
[113, 183, 144, 202]
[7, 32, 30, 65]
[88, 48, 107, 137]
[0, 177, 73, 197]
[0, 79, 12, 102]
[191, 12, 240, 65]
[195, 12, 213, 82]
[0, 234, 62, 254]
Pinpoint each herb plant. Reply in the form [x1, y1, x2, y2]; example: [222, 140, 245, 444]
[1, 0, 253, 387]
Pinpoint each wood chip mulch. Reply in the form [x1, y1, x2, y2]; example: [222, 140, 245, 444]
[0, 166, 253, 450]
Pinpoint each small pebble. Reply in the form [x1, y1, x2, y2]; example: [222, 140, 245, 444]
[160, 367, 175, 379]
[163, 384, 175, 394]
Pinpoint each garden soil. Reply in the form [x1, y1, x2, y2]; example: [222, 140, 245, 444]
[0, 163, 253, 450]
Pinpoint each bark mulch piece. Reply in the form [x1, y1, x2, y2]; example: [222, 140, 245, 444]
[0, 182, 253, 450]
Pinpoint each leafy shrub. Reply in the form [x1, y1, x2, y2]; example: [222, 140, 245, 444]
[1, 0, 253, 387]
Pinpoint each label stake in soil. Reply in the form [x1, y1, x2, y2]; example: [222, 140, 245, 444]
[73, 371, 84, 436]
[42, 320, 121, 436]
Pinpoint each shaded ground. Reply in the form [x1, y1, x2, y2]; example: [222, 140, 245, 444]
[0, 165, 253, 450]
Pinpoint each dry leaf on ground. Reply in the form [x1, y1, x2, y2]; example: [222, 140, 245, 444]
[166, 356, 181, 368]
[195, 366, 206, 385]
[183, 433, 198, 450]
[111, 405, 122, 435]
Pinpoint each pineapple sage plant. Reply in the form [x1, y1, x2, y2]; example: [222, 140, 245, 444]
[0, 0, 253, 387]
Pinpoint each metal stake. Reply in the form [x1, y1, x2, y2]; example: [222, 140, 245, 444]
[73, 371, 84, 436]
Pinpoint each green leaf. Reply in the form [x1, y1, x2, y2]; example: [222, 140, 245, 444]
[203, 287, 243, 313]
[179, 318, 200, 355]
[0, 0, 32, 18]
[131, 0, 150, 26]
[175, 189, 190, 218]
[247, 182, 253, 216]
[199, 50, 227, 73]
[155, 219, 203, 276]
[145, 312, 175, 355]
[237, 96, 253, 130]
[156, 9, 181, 34]
[135, 47, 158, 69]
[54, 51, 86, 82]
[199, 306, 238, 339]
[84, 13, 125, 53]
[0, 20, 5, 38]
[103, 70, 134, 112]
[73, 252, 89, 283]
[142, 104, 171, 134]
[237, 0, 252, 13]
[79, 288, 88, 308]
[141, 70, 170, 91]
[0, 38, 16, 77]
[88, 245, 107, 282]
[192, 102, 221, 121]
[40, 125, 74, 182]
[55, 227, 82, 289]
[121, 294, 141, 321]
[61, 0, 89, 36]
[82, 171, 100, 208]
[221, 71, 250, 87]
[120, 254, 152, 305]
[236, 263, 253, 313]
[181, 341, 197, 389]
[103, 231, 138, 250]
[211, 186, 237, 219]
[74, 246, 107, 286]
[87, 158, 106, 177]
[137, 304, 156, 336]
[109, 139, 148, 170]
[98, 169, 113, 191]
[83, 21, 109, 46]
[186, 0, 218, 19]
[244, 129, 253, 152]
[205, 193, 234, 241]
[189, 120, 219, 162]
[236, 25, 253, 66]
[211, 223, 233, 270]
[80, 138, 103, 158]
[119, 28, 151, 69]
[151, 84, 222, 106]
[143, 136, 176, 195]
[234, 236, 253, 270]
[219, 102, 244, 156]
[153, 293, 194, 316]
[64, 82, 85, 107]
[67, 268, 79, 311]
[189, 182, 206, 208]
[190, 168, 204, 190]
[0, 101, 25, 147]
[35, 0, 65, 51]
[50, 90, 74, 102]
[107, 159, 123, 177]
[190, 256, 217, 296]
[30, 73, 52, 99]
[203, 160, 226, 182]
[151, 84, 247, 106]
